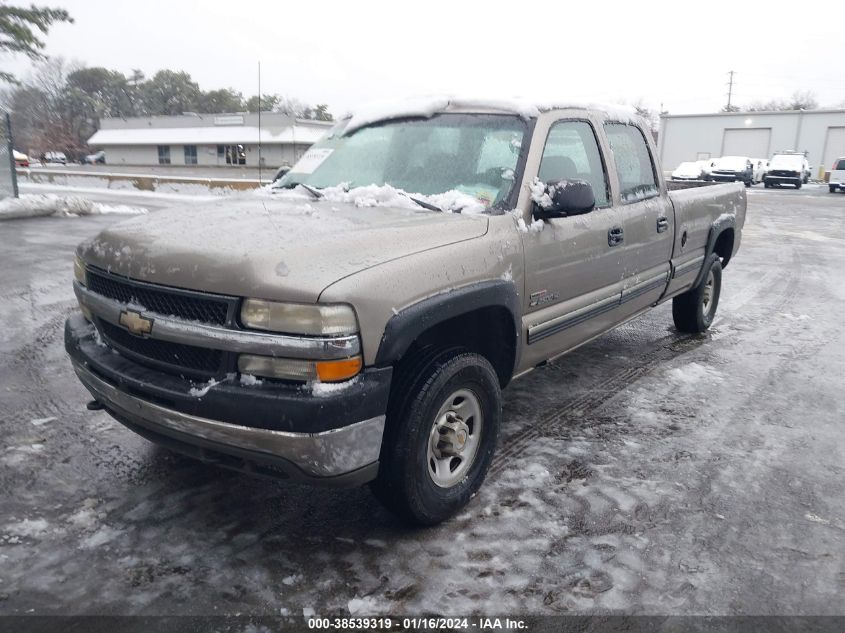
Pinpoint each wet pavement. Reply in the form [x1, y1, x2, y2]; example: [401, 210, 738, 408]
[1, 184, 844, 616]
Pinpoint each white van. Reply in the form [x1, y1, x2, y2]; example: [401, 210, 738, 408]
[751, 158, 769, 184]
[829, 157, 845, 193]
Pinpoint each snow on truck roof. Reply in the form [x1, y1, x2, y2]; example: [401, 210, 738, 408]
[342, 95, 640, 134]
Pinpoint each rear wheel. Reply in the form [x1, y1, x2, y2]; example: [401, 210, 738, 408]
[831, 186, 837, 194]
[372, 348, 502, 525]
[795, 181, 802, 189]
[672, 255, 722, 334]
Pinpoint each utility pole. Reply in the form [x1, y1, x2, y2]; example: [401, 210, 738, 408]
[726, 70, 736, 111]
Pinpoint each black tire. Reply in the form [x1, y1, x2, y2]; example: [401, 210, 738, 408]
[672, 255, 722, 333]
[372, 348, 502, 525]
[831, 186, 837, 194]
[744, 180, 752, 187]
[764, 181, 771, 189]
[795, 181, 802, 190]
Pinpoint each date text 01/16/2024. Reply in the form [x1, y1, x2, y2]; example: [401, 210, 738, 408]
[307, 617, 527, 630]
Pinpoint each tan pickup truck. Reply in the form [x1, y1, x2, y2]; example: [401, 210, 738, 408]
[66, 98, 746, 524]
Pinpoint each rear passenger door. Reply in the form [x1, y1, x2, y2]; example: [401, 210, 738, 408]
[603, 122, 674, 316]
[520, 118, 627, 367]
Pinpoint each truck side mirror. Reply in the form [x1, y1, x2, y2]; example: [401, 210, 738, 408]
[533, 179, 596, 219]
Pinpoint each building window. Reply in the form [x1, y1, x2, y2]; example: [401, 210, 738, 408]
[184, 145, 197, 165]
[217, 145, 224, 160]
[157, 145, 170, 165]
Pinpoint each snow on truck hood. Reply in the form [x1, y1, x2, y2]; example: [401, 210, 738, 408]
[78, 191, 489, 304]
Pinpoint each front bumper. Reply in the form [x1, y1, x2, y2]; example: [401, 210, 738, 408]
[65, 313, 392, 486]
[765, 176, 801, 185]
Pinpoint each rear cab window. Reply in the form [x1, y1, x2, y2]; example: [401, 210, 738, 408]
[603, 123, 659, 203]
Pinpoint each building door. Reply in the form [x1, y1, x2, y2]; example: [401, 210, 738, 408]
[822, 127, 845, 173]
[722, 128, 771, 159]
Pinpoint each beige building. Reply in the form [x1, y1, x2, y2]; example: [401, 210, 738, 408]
[87, 112, 332, 169]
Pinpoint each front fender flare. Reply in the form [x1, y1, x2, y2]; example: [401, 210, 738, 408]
[374, 280, 522, 372]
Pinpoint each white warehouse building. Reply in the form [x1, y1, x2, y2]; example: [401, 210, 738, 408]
[87, 112, 333, 168]
[658, 109, 845, 178]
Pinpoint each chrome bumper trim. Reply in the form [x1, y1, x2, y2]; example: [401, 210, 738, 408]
[74, 281, 360, 360]
[72, 361, 384, 478]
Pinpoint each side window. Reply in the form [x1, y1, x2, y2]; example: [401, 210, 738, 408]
[538, 120, 609, 207]
[604, 123, 658, 202]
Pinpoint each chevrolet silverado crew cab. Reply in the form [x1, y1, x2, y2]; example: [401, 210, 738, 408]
[66, 98, 746, 525]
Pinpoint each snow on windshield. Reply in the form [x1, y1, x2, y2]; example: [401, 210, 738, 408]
[264, 183, 489, 215]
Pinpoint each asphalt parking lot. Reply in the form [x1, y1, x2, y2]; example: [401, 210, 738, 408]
[1, 184, 844, 616]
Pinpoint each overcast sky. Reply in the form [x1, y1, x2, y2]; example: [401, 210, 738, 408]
[6, 0, 844, 115]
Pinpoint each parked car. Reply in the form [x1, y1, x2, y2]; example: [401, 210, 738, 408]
[751, 158, 769, 184]
[66, 99, 746, 525]
[709, 156, 754, 187]
[671, 161, 708, 181]
[42, 151, 67, 165]
[764, 152, 807, 189]
[84, 150, 106, 164]
[13, 150, 29, 167]
[272, 165, 291, 182]
[829, 157, 845, 193]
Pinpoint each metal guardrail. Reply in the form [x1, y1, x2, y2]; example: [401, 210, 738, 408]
[15, 167, 270, 192]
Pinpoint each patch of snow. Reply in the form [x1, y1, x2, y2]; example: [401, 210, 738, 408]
[4, 518, 49, 537]
[30, 416, 57, 426]
[189, 373, 234, 397]
[309, 378, 359, 398]
[500, 264, 513, 282]
[239, 373, 263, 387]
[0, 194, 147, 220]
[79, 525, 123, 549]
[347, 596, 379, 615]
[665, 362, 723, 386]
[268, 183, 489, 215]
[512, 209, 544, 233]
[302, 607, 316, 618]
[342, 95, 542, 135]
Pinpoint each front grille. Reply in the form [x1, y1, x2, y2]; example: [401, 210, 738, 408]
[99, 320, 224, 376]
[770, 170, 798, 177]
[87, 269, 233, 325]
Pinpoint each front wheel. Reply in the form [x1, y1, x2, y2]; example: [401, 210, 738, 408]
[372, 349, 502, 525]
[673, 255, 722, 333]
[795, 181, 802, 190]
[831, 186, 838, 194]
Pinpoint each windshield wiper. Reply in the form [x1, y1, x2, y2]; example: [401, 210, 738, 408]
[404, 193, 441, 213]
[298, 183, 324, 199]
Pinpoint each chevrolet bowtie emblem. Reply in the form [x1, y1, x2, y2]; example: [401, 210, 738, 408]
[118, 309, 153, 336]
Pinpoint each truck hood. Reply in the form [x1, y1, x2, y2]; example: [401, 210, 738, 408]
[79, 195, 489, 303]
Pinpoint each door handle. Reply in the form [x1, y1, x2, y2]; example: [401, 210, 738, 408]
[608, 227, 624, 247]
[657, 216, 669, 233]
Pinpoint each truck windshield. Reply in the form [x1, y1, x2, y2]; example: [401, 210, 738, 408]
[277, 113, 529, 210]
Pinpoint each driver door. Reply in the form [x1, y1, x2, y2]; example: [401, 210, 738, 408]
[520, 118, 627, 368]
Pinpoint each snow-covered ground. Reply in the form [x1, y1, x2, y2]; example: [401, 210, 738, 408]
[0, 187, 843, 618]
[0, 193, 148, 220]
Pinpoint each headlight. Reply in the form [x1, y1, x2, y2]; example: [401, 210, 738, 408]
[238, 354, 362, 383]
[73, 254, 86, 286]
[240, 299, 358, 336]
